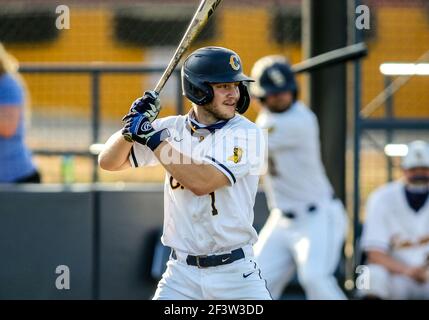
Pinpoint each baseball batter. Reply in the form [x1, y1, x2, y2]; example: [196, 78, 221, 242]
[99, 47, 271, 300]
[250, 55, 348, 300]
[360, 140, 429, 299]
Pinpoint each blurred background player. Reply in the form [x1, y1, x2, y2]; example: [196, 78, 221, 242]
[250, 55, 348, 300]
[360, 140, 429, 300]
[0, 43, 40, 183]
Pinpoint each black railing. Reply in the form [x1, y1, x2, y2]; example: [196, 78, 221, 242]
[19, 63, 184, 183]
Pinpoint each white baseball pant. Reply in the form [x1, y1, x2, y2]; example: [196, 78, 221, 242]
[152, 246, 272, 300]
[254, 199, 348, 300]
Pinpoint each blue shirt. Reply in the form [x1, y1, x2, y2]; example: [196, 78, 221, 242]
[0, 73, 36, 182]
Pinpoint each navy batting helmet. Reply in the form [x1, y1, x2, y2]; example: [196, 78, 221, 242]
[250, 55, 298, 101]
[181, 47, 254, 114]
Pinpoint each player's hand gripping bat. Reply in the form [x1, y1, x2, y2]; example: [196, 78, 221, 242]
[122, 0, 223, 142]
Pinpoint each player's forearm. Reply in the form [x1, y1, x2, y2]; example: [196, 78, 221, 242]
[367, 250, 411, 275]
[153, 141, 228, 195]
[99, 130, 133, 171]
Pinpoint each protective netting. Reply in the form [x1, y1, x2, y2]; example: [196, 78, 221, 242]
[0, 0, 303, 183]
[357, 0, 429, 220]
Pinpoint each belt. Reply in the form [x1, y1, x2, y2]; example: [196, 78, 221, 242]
[282, 195, 338, 219]
[171, 248, 245, 268]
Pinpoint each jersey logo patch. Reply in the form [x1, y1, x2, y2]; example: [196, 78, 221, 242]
[228, 147, 243, 164]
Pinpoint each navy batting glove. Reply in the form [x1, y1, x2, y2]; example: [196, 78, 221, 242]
[122, 113, 170, 151]
[125, 90, 161, 123]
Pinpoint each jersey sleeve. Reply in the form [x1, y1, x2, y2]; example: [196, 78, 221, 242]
[128, 118, 167, 167]
[0, 75, 24, 107]
[129, 143, 158, 168]
[360, 192, 391, 253]
[202, 126, 266, 185]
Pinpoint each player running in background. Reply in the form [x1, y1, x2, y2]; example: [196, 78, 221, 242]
[360, 140, 429, 299]
[250, 55, 348, 300]
[99, 47, 271, 300]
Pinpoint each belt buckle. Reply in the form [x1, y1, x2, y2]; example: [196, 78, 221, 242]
[196, 255, 207, 268]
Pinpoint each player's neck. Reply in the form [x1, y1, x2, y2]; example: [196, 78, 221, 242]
[192, 106, 219, 125]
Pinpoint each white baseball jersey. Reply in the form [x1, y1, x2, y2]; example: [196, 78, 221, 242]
[255, 101, 333, 211]
[129, 112, 265, 256]
[254, 101, 347, 300]
[361, 180, 429, 267]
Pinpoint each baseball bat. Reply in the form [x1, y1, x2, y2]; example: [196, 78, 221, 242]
[291, 42, 368, 74]
[154, 0, 223, 94]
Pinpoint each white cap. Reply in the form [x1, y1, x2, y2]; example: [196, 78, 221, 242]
[401, 140, 429, 169]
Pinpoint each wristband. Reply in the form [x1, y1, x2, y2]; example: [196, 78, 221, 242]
[146, 128, 171, 151]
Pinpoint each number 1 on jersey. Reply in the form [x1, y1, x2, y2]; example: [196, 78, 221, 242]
[209, 192, 218, 215]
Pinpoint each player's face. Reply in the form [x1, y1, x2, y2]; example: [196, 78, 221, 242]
[404, 167, 429, 185]
[264, 91, 294, 113]
[206, 82, 240, 121]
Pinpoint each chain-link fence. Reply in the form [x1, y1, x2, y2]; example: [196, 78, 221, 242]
[1, 0, 428, 242]
[344, 0, 429, 292]
[0, 0, 304, 183]
[1, 0, 429, 299]
[355, 0, 429, 219]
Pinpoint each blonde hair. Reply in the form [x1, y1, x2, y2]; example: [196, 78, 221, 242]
[0, 42, 19, 75]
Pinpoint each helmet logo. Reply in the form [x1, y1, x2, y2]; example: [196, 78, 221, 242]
[229, 55, 241, 71]
[268, 69, 286, 87]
